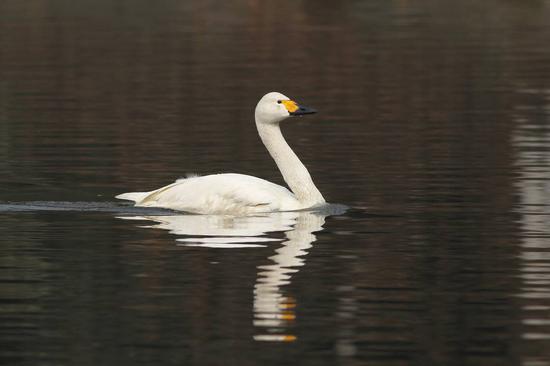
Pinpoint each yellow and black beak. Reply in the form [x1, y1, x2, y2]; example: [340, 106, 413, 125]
[281, 100, 317, 116]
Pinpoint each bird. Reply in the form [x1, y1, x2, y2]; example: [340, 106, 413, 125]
[116, 92, 326, 215]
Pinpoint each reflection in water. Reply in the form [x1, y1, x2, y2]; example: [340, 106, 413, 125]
[119, 214, 295, 248]
[253, 211, 325, 342]
[334, 285, 358, 357]
[513, 87, 550, 365]
[118, 205, 346, 342]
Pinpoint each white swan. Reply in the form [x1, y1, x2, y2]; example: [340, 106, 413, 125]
[116, 92, 326, 214]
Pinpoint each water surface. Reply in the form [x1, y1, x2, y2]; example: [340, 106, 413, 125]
[1, 1, 550, 365]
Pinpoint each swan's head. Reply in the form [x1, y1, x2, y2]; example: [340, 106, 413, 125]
[255, 92, 317, 124]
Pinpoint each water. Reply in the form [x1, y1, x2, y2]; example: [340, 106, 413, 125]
[1, 0, 550, 365]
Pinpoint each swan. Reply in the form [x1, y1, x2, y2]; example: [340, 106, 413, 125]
[116, 92, 326, 214]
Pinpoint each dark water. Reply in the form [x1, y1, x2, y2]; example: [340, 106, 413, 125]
[1, 1, 550, 365]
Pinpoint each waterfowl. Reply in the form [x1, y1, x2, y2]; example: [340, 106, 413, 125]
[116, 92, 326, 214]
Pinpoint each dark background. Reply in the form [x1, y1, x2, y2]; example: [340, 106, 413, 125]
[1, 1, 550, 365]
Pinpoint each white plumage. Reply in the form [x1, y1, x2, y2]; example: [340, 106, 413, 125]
[116, 92, 326, 215]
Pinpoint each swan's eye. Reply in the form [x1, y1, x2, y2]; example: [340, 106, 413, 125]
[277, 100, 282, 104]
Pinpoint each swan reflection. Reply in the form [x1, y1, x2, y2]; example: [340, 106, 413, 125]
[120, 213, 296, 248]
[253, 210, 327, 342]
[118, 205, 346, 342]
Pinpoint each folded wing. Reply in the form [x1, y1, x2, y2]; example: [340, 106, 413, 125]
[116, 173, 298, 214]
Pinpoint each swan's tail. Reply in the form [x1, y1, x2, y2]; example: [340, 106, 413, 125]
[116, 180, 183, 205]
[116, 191, 150, 203]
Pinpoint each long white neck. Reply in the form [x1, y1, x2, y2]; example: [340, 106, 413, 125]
[256, 118, 325, 207]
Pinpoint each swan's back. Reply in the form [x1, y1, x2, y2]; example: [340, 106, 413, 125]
[117, 173, 300, 214]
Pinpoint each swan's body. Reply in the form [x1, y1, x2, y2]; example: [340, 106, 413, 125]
[116, 92, 326, 214]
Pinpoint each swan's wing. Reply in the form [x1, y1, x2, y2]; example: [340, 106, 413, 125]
[132, 173, 297, 214]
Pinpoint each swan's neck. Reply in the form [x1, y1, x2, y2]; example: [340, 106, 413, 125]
[256, 118, 325, 207]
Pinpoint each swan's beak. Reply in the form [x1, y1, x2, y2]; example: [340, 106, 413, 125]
[282, 100, 317, 116]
